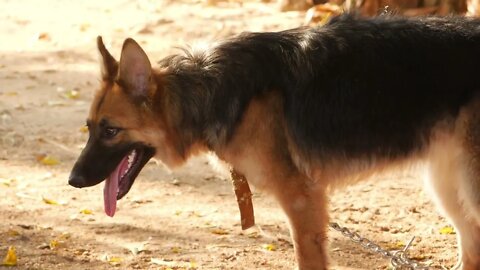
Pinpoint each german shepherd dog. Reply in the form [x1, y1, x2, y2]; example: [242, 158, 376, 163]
[69, 14, 480, 269]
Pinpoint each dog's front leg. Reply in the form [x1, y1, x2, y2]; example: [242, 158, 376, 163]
[272, 178, 329, 270]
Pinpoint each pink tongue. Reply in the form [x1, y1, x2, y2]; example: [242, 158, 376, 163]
[104, 155, 130, 217]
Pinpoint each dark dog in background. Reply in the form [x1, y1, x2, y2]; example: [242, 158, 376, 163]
[69, 14, 480, 269]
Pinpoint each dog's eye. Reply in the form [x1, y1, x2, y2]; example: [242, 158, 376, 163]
[103, 127, 120, 139]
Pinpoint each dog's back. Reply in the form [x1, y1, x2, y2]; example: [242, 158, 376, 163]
[282, 16, 480, 163]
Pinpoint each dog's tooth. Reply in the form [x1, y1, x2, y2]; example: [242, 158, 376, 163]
[128, 150, 136, 164]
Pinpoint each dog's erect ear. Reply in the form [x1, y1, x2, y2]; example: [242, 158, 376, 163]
[97, 36, 118, 81]
[118, 38, 152, 98]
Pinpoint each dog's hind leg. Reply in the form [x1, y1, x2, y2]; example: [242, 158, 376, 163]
[456, 101, 480, 269]
[456, 163, 480, 269]
[427, 124, 480, 269]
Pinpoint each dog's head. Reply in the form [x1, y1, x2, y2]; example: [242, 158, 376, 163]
[69, 37, 182, 216]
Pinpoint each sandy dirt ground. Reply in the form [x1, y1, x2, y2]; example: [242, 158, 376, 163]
[0, 0, 460, 269]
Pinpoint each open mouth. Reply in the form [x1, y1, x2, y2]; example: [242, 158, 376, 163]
[104, 146, 154, 217]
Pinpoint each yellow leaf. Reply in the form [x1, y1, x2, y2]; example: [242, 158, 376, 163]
[188, 211, 203, 217]
[386, 241, 405, 250]
[42, 197, 59, 205]
[107, 256, 122, 265]
[79, 126, 88, 133]
[79, 23, 90, 32]
[210, 228, 229, 235]
[410, 254, 426, 260]
[0, 178, 16, 187]
[262, 243, 276, 251]
[7, 229, 19, 236]
[49, 239, 59, 249]
[79, 209, 93, 215]
[439, 225, 456, 235]
[2, 246, 17, 266]
[170, 246, 181, 254]
[65, 90, 80, 100]
[37, 155, 60, 166]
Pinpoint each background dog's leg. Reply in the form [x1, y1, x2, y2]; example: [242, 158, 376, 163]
[271, 178, 329, 270]
[427, 132, 480, 270]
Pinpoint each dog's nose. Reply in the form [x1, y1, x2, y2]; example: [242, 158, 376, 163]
[68, 173, 87, 188]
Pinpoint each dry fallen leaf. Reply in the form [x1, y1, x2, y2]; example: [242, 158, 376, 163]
[386, 241, 405, 250]
[64, 89, 80, 100]
[2, 246, 17, 266]
[138, 25, 153, 34]
[42, 197, 59, 205]
[262, 243, 277, 251]
[107, 256, 122, 265]
[210, 228, 229, 235]
[79, 23, 90, 32]
[79, 126, 88, 133]
[410, 253, 427, 260]
[170, 247, 181, 254]
[49, 239, 60, 249]
[79, 209, 93, 215]
[36, 32, 51, 41]
[439, 225, 456, 235]
[7, 229, 19, 237]
[36, 154, 60, 166]
[206, 0, 220, 6]
[0, 178, 16, 187]
[188, 211, 203, 218]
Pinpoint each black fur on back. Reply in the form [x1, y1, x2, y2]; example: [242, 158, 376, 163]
[158, 14, 480, 160]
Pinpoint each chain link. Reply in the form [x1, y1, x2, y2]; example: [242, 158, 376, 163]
[329, 222, 430, 270]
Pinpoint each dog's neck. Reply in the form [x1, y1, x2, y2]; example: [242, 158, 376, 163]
[155, 32, 299, 153]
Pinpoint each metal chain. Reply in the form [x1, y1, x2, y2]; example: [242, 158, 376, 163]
[329, 222, 430, 270]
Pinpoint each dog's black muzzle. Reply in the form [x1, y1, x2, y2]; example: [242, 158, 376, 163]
[68, 137, 131, 188]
